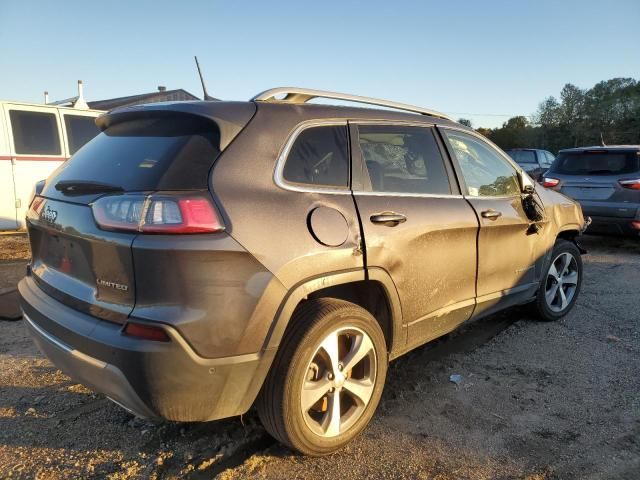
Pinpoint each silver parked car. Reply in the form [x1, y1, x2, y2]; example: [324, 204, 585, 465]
[543, 146, 640, 236]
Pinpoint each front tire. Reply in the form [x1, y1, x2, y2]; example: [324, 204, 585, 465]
[532, 239, 583, 321]
[256, 298, 387, 456]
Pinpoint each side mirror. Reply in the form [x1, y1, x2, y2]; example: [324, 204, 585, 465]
[518, 170, 536, 194]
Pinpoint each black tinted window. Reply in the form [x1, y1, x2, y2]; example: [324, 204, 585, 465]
[445, 130, 520, 197]
[552, 151, 639, 175]
[64, 115, 100, 154]
[507, 150, 536, 165]
[9, 110, 61, 155]
[48, 115, 221, 191]
[283, 126, 349, 187]
[358, 125, 450, 194]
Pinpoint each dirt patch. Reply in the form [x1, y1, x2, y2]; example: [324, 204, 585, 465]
[0, 234, 638, 479]
[0, 234, 30, 262]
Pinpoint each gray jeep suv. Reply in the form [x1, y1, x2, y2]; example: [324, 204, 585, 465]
[20, 88, 587, 455]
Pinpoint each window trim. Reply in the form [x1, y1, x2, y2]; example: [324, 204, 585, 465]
[438, 125, 523, 200]
[274, 119, 351, 195]
[350, 120, 462, 198]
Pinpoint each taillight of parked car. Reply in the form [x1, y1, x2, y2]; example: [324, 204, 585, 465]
[542, 177, 560, 188]
[619, 179, 640, 190]
[91, 193, 225, 234]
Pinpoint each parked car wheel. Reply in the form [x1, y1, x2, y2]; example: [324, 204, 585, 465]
[256, 298, 387, 456]
[532, 239, 582, 321]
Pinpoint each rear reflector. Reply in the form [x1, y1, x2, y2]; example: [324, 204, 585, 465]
[619, 179, 640, 190]
[124, 322, 170, 342]
[543, 177, 560, 188]
[92, 193, 225, 234]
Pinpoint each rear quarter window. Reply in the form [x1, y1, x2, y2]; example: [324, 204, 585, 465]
[282, 125, 349, 188]
[9, 110, 61, 155]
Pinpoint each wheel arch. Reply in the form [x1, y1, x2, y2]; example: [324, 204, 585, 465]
[263, 268, 404, 358]
[557, 228, 587, 254]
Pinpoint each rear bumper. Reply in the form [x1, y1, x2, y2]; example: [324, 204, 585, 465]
[584, 215, 640, 236]
[19, 275, 275, 421]
[24, 313, 157, 418]
[576, 201, 640, 236]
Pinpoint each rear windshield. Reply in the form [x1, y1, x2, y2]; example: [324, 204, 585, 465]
[552, 151, 640, 175]
[507, 150, 537, 165]
[49, 115, 221, 191]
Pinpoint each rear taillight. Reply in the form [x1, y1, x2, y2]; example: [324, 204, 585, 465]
[29, 197, 45, 217]
[619, 179, 640, 190]
[92, 193, 224, 234]
[124, 322, 170, 342]
[28, 179, 46, 208]
[631, 221, 640, 231]
[542, 177, 560, 188]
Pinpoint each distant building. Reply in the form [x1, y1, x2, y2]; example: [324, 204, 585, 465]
[87, 86, 207, 111]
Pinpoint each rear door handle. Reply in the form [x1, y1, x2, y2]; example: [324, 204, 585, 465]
[481, 209, 502, 220]
[370, 212, 407, 227]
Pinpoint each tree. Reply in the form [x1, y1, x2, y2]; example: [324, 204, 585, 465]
[458, 118, 472, 127]
[481, 77, 640, 152]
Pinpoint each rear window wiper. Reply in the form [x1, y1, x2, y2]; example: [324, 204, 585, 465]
[55, 180, 124, 196]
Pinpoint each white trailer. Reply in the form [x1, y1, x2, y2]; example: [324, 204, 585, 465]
[0, 82, 103, 230]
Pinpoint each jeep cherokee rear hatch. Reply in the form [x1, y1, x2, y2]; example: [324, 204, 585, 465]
[27, 102, 256, 323]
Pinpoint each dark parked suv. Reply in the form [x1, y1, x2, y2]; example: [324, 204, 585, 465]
[506, 148, 555, 181]
[20, 88, 587, 455]
[543, 146, 640, 236]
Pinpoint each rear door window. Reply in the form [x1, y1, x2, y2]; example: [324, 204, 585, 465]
[444, 130, 520, 197]
[357, 124, 451, 194]
[9, 110, 61, 155]
[282, 125, 349, 188]
[64, 115, 100, 154]
[45, 115, 221, 193]
[553, 151, 639, 175]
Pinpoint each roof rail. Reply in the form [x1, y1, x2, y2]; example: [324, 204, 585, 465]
[251, 87, 453, 121]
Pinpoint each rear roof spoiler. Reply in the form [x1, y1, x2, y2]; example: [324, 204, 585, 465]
[95, 101, 256, 151]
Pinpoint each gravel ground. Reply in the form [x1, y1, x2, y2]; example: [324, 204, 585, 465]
[0, 234, 638, 479]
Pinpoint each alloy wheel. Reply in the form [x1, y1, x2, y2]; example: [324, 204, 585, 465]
[545, 252, 579, 312]
[301, 326, 377, 438]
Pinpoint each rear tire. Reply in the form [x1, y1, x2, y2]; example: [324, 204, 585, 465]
[531, 239, 582, 321]
[256, 298, 387, 456]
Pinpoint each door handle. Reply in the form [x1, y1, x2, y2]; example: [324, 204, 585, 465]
[370, 212, 407, 227]
[481, 209, 502, 220]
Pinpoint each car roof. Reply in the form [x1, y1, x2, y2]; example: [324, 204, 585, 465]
[101, 99, 464, 129]
[559, 145, 640, 153]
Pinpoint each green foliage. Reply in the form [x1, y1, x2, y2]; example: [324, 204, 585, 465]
[479, 78, 640, 153]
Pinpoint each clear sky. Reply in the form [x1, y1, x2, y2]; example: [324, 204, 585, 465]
[1, 0, 638, 128]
